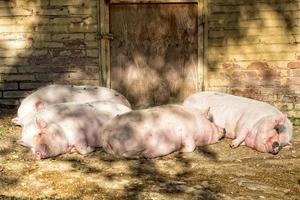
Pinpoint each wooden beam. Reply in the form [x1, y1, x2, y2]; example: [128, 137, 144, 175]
[109, 0, 197, 4]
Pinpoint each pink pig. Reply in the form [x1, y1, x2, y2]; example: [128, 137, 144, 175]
[100, 104, 225, 158]
[183, 91, 293, 154]
[12, 84, 131, 126]
[24, 101, 131, 159]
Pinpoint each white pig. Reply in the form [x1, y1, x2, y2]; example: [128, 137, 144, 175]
[100, 104, 225, 158]
[183, 91, 293, 154]
[12, 84, 131, 126]
[22, 101, 131, 159]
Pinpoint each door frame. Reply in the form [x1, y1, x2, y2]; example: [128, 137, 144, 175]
[97, 0, 208, 91]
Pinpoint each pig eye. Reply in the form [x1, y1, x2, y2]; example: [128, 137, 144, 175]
[274, 125, 285, 134]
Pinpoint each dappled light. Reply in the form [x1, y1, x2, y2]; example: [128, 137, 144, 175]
[0, 0, 300, 199]
[110, 4, 198, 107]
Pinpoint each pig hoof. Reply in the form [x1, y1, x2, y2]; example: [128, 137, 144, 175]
[78, 146, 95, 155]
[230, 143, 238, 148]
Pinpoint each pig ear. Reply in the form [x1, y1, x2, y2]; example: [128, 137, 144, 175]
[36, 117, 47, 129]
[34, 132, 44, 140]
[274, 115, 286, 126]
[17, 139, 26, 146]
[201, 107, 210, 119]
[35, 100, 44, 111]
[12, 117, 21, 125]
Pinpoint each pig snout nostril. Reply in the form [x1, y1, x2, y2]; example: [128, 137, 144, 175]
[272, 141, 279, 149]
[271, 142, 281, 154]
[222, 128, 226, 134]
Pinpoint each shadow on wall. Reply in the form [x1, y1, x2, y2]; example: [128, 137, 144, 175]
[110, 4, 199, 108]
[0, 0, 100, 108]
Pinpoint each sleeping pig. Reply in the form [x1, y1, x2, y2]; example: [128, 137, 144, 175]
[183, 91, 293, 154]
[100, 104, 225, 158]
[12, 84, 131, 126]
[21, 101, 131, 159]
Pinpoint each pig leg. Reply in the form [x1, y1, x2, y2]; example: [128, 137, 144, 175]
[181, 138, 196, 153]
[282, 142, 293, 150]
[73, 142, 95, 155]
[71, 140, 95, 155]
[230, 128, 250, 148]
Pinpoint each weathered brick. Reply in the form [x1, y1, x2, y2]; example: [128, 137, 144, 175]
[0, 24, 35, 32]
[3, 91, 28, 98]
[69, 24, 97, 33]
[34, 25, 69, 33]
[0, 82, 18, 90]
[295, 104, 300, 111]
[0, 40, 33, 50]
[18, 66, 51, 73]
[0, 67, 18, 73]
[288, 77, 300, 85]
[85, 33, 97, 41]
[0, 98, 19, 106]
[87, 49, 98, 57]
[50, 0, 96, 6]
[289, 69, 300, 77]
[35, 8, 69, 16]
[274, 103, 294, 111]
[288, 62, 300, 69]
[0, 0, 16, 8]
[0, 8, 33, 17]
[69, 7, 97, 15]
[19, 82, 44, 90]
[33, 41, 64, 48]
[16, 0, 49, 7]
[3, 74, 35, 81]
[35, 73, 60, 81]
[52, 33, 84, 40]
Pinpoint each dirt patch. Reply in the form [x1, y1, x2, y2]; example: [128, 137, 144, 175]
[0, 111, 299, 199]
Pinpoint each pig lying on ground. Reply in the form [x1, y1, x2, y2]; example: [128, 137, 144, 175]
[100, 104, 225, 158]
[12, 84, 131, 126]
[183, 91, 293, 154]
[22, 101, 131, 159]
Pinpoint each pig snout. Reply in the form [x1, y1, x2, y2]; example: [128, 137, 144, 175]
[271, 141, 282, 154]
[215, 125, 225, 139]
[209, 124, 226, 143]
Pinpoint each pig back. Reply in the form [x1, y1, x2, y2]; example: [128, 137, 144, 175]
[183, 92, 287, 138]
[101, 104, 201, 158]
[17, 84, 131, 124]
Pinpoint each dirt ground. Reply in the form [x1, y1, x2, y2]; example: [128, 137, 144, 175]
[0, 109, 299, 200]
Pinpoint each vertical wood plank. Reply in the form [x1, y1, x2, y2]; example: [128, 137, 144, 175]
[97, 0, 103, 86]
[99, 0, 110, 87]
[197, 0, 203, 92]
[203, 0, 208, 91]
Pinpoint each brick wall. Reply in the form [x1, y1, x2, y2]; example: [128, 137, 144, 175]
[206, 0, 300, 125]
[0, 0, 99, 106]
[0, 0, 299, 125]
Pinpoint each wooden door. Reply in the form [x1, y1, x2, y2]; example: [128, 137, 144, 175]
[110, 3, 198, 108]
